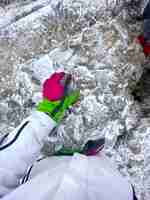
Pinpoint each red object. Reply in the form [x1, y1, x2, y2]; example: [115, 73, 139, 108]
[144, 44, 150, 56]
[137, 35, 145, 45]
[43, 72, 65, 101]
[86, 144, 104, 156]
[137, 35, 150, 56]
[83, 139, 105, 156]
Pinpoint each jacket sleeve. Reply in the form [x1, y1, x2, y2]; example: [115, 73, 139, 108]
[0, 111, 57, 198]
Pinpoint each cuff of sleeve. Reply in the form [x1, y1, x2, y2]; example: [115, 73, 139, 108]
[31, 111, 57, 145]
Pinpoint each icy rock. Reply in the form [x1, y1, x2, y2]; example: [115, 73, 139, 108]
[0, 102, 9, 122]
[20, 54, 55, 83]
[0, 0, 149, 199]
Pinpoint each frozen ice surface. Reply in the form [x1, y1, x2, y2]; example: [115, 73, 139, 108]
[0, 0, 150, 199]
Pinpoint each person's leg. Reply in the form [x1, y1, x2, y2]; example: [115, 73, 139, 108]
[143, 0, 150, 20]
[137, 1, 150, 56]
[144, 19, 150, 43]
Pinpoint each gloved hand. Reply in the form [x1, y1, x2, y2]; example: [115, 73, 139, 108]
[37, 72, 80, 123]
[137, 35, 150, 56]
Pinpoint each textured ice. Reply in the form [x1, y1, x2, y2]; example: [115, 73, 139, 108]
[0, 0, 149, 199]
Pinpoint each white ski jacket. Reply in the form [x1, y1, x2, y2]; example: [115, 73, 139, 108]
[0, 111, 134, 200]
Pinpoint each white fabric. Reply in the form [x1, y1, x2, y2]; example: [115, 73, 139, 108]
[0, 111, 133, 200]
[0, 111, 56, 198]
[1, 153, 133, 200]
